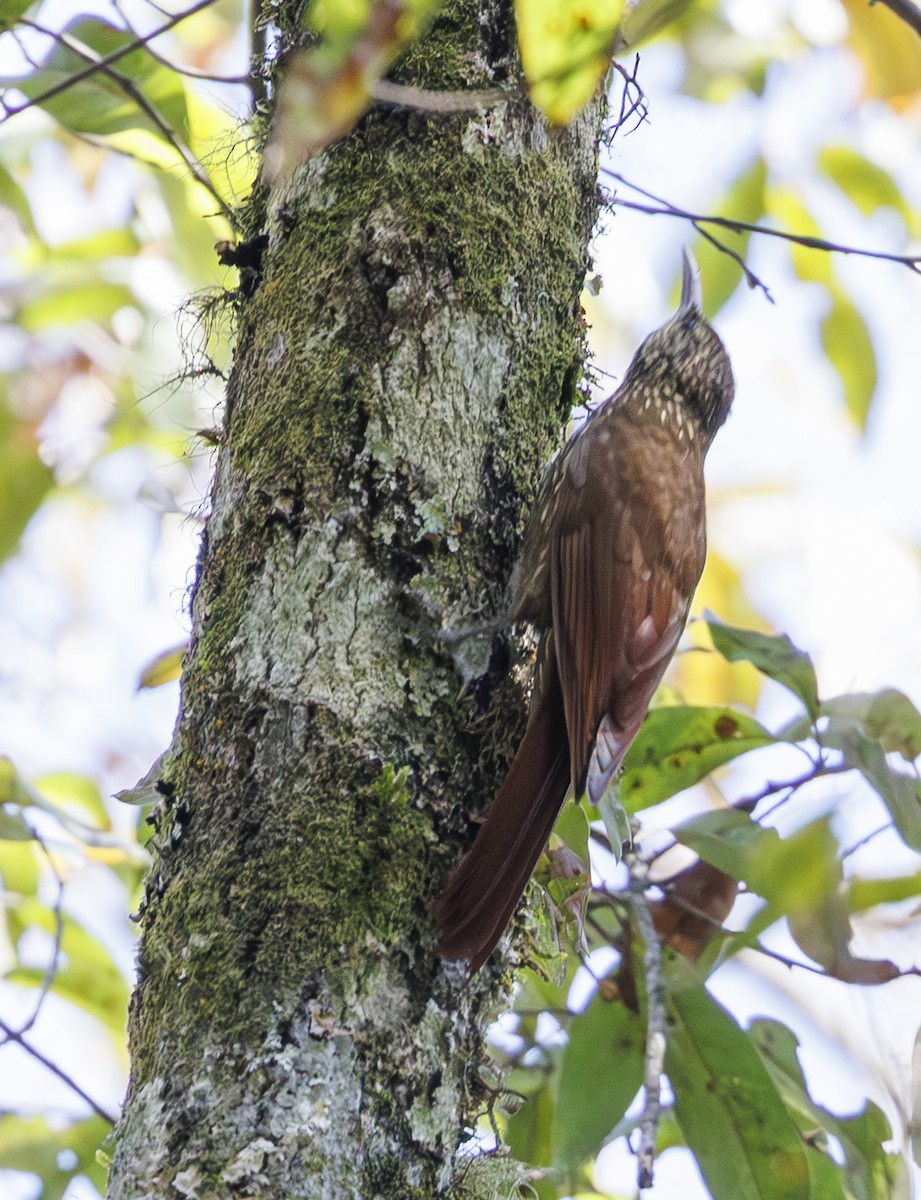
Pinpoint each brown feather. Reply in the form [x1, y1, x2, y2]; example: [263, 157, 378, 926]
[433, 641, 570, 970]
[434, 277, 735, 969]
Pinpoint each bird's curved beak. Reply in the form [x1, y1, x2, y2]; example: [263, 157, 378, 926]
[678, 248, 702, 315]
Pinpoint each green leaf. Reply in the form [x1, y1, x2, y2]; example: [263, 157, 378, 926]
[0, 3, 35, 32]
[620, 705, 775, 811]
[0, 807, 34, 841]
[666, 984, 810, 1200]
[515, 960, 579, 1015]
[680, 814, 900, 983]
[753, 1020, 907, 1200]
[34, 772, 110, 830]
[0, 394, 54, 563]
[505, 1075, 555, 1168]
[743, 819, 841, 914]
[706, 618, 819, 717]
[0, 839, 40, 895]
[691, 157, 767, 316]
[821, 284, 877, 430]
[765, 188, 878, 428]
[819, 145, 913, 224]
[0, 757, 144, 853]
[768, 187, 833, 285]
[595, 782, 631, 858]
[6, 17, 190, 145]
[674, 808, 780, 884]
[515, 0, 626, 124]
[137, 643, 185, 691]
[553, 991, 645, 1168]
[17, 277, 135, 332]
[554, 799, 590, 861]
[0, 1114, 111, 1198]
[617, 0, 698, 48]
[0, 160, 36, 236]
[823, 688, 921, 761]
[848, 872, 921, 911]
[822, 719, 921, 851]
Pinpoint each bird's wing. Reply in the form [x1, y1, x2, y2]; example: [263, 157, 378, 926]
[551, 436, 703, 803]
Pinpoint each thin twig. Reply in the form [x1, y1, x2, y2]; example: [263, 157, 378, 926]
[1, 0, 218, 119]
[607, 55, 647, 139]
[872, 0, 921, 40]
[602, 168, 921, 275]
[693, 221, 774, 301]
[111, 0, 249, 85]
[13, 825, 65, 1039]
[841, 822, 892, 860]
[16, 16, 229, 215]
[753, 943, 840, 977]
[631, 882, 666, 1191]
[750, 762, 853, 825]
[0, 1016, 118, 1124]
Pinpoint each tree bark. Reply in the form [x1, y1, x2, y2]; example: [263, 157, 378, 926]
[109, 2, 602, 1195]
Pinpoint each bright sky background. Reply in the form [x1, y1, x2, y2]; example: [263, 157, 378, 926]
[1, 1, 921, 1197]
[588, 16, 921, 1197]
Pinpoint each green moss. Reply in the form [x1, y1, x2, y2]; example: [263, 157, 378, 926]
[131, 718, 439, 1080]
[226, 107, 587, 506]
[394, 0, 486, 91]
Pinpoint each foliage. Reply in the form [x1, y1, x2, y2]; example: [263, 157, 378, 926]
[496, 624, 919, 1197]
[1, 1, 919, 1197]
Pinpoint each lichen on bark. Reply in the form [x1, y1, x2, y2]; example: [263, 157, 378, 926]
[109, 1, 603, 1196]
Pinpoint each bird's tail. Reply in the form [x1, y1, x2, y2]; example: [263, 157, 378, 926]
[433, 652, 571, 971]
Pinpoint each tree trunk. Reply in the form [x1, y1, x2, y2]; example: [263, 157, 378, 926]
[109, 2, 601, 1195]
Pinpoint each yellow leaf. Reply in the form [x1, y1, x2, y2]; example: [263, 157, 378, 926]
[515, 0, 626, 124]
[138, 643, 187, 689]
[673, 551, 764, 710]
[821, 284, 877, 429]
[841, 0, 921, 106]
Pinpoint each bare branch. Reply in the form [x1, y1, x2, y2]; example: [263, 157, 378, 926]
[630, 880, 666, 1191]
[16, 16, 230, 216]
[1, 0, 218, 122]
[606, 54, 648, 140]
[0, 1016, 118, 1124]
[14, 825, 65, 1039]
[602, 167, 921, 275]
[692, 221, 774, 302]
[370, 79, 504, 113]
[112, 0, 249, 85]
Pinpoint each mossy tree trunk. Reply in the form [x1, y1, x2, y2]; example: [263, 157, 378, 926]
[109, 2, 601, 1196]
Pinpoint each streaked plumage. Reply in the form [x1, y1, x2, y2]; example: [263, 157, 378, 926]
[435, 253, 735, 970]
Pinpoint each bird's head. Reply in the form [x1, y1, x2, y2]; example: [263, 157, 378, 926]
[624, 250, 735, 443]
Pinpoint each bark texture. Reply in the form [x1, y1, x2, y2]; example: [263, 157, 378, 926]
[110, 2, 602, 1195]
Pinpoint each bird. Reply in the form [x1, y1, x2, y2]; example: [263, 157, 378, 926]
[433, 251, 736, 971]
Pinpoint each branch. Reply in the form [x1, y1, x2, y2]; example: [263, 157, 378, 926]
[14, 824, 64, 1039]
[0, 1016, 118, 1124]
[0, 0, 217, 118]
[602, 167, 921, 275]
[693, 222, 774, 302]
[370, 79, 504, 113]
[606, 55, 648, 140]
[630, 881, 666, 1191]
[872, 0, 921, 40]
[112, 0, 249, 86]
[15, 16, 229, 216]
